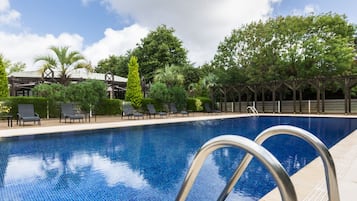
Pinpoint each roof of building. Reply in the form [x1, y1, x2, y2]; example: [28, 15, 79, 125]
[8, 70, 127, 83]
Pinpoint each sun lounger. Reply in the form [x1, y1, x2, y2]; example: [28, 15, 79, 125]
[169, 103, 188, 116]
[60, 103, 85, 123]
[122, 102, 144, 119]
[147, 104, 167, 118]
[204, 103, 221, 113]
[17, 104, 41, 126]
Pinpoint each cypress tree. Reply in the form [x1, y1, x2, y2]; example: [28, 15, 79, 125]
[0, 57, 9, 97]
[125, 56, 143, 108]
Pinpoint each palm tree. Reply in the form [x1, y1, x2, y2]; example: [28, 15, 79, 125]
[34, 46, 92, 85]
[188, 73, 219, 97]
[154, 65, 184, 87]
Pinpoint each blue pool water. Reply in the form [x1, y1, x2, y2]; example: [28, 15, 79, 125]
[0, 116, 356, 201]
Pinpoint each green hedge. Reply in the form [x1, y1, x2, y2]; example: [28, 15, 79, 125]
[94, 99, 123, 115]
[142, 97, 213, 112]
[0, 96, 214, 117]
[0, 97, 125, 117]
[196, 97, 211, 105]
[141, 98, 166, 112]
[186, 98, 197, 111]
[0, 97, 49, 117]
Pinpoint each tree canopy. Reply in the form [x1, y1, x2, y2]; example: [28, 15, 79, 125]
[212, 13, 356, 85]
[133, 25, 189, 82]
[95, 53, 131, 77]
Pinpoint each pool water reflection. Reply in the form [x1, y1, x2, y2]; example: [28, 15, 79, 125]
[0, 116, 356, 200]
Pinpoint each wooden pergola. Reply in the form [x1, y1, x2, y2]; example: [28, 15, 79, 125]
[212, 75, 357, 114]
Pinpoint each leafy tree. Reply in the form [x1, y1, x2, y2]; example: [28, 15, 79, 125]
[178, 64, 201, 89]
[95, 53, 131, 77]
[125, 56, 143, 108]
[34, 46, 92, 85]
[0, 54, 25, 74]
[188, 73, 220, 97]
[199, 63, 216, 77]
[32, 83, 66, 102]
[133, 25, 189, 81]
[148, 82, 169, 103]
[0, 56, 9, 97]
[8, 62, 26, 74]
[65, 80, 107, 112]
[212, 13, 356, 84]
[168, 86, 187, 110]
[154, 65, 184, 87]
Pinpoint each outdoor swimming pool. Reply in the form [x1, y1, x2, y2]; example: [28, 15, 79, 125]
[0, 116, 356, 200]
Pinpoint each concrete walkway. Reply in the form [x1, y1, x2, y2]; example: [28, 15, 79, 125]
[261, 129, 357, 201]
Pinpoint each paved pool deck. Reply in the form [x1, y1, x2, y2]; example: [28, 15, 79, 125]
[0, 113, 356, 200]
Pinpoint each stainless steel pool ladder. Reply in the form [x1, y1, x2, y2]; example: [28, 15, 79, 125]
[175, 135, 297, 201]
[247, 106, 258, 114]
[176, 125, 340, 201]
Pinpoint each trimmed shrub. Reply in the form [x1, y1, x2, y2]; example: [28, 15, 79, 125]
[186, 98, 203, 112]
[0, 57, 8, 97]
[0, 97, 127, 117]
[94, 99, 122, 115]
[1, 97, 48, 117]
[125, 56, 143, 109]
[141, 98, 167, 112]
[196, 97, 211, 106]
[186, 98, 197, 111]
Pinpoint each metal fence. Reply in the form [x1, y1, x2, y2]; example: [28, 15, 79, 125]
[219, 99, 357, 114]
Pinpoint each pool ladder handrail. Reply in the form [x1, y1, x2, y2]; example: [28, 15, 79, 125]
[247, 106, 258, 114]
[175, 135, 298, 201]
[218, 125, 340, 201]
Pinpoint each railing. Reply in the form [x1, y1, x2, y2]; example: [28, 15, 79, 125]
[176, 125, 340, 201]
[247, 106, 258, 114]
[218, 125, 340, 201]
[175, 135, 297, 201]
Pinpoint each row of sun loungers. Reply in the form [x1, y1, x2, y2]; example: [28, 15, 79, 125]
[122, 102, 189, 119]
[14, 102, 221, 126]
[17, 103, 86, 126]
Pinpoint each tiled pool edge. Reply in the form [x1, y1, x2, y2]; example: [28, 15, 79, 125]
[2, 113, 355, 138]
[260, 129, 357, 201]
[0, 114, 248, 138]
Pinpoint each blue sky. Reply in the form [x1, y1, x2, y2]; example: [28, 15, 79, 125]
[0, 0, 356, 71]
[8, 0, 128, 44]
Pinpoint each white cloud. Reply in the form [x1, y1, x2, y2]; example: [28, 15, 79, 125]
[91, 154, 149, 188]
[0, 0, 10, 11]
[0, 32, 84, 70]
[0, 0, 20, 25]
[101, 0, 280, 65]
[83, 24, 149, 66]
[1, 0, 280, 71]
[81, 0, 95, 6]
[292, 4, 320, 16]
[0, 25, 146, 71]
[5, 156, 47, 183]
[304, 4, 319, 14]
